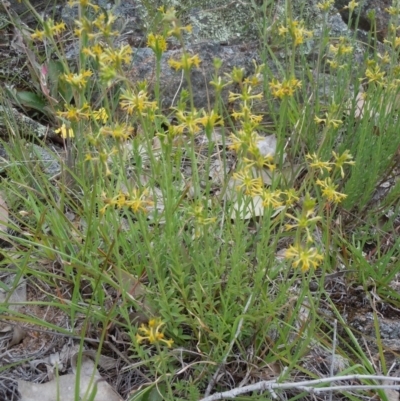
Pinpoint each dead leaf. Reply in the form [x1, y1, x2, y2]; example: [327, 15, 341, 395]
[349, 86, 400, 122]
[209, 159, 226, 185]
[0, 275, 27, 310]
[255, 134, 278, 158]
[8, 325, 26, 348]
[353, 89, 365, 119]
[0, 191, 9, 240]
[18, 356, 122, 401]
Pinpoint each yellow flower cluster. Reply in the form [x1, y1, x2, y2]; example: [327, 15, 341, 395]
[100, 189, 153, 215]
[327, 37, 354, 69]
[188, 203, 217, 238]
[31, 19, 66, 41]
[345, 0, 359, 11]
[136, 318, 174, 348]
[57, 103, 91, 122]
[269, 77, 302, 99]
[224, 65, 286, 208]
[278, 19, 313, 47]
[229, 86, 263, 103]
[284, 150, 355, 272]
[168, 53, 201, 71]
[314, 113, 343, 129]
[99, 123, 134, 141]
[364, 61, 386, 85]
[147, 33, 167, 54]
[99, 45, 133, 70]
[283, 194, 324, 272]
[119, 87, 158, 117]
[285, 245, 324, 272]
[62, 70, 93, 89]
[55, 104, 109, 138]
[74, 10, 118, 39]
[55, 124, 74, 139]
[316, 178, 347, 203]
[386, 5, 400, 16]
[317, 0, 334, 12]
[307, 151, 355, 199]
[163, 108, 223, 137]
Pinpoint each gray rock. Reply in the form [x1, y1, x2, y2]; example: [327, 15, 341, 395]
[28, 143, 61, 176]
[1, 0, 66, 24]
[335, 0, 391, 41]
[0, 105, 61, 143]
[127, 41, 261, 111]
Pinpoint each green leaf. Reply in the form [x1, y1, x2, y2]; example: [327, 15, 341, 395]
[147, 384, 167, 401]
[48, 60, 73, 103]
[15, 91, 47, 113]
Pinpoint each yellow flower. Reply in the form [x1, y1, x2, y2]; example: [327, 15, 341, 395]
[285, 212, 321, 243]
[62, 70, 93, 89]
[243, 154, 276, 171]
[314, 115, 326, 125]
[167, 18, 192, 38]
[92, 107, 108, 124]
[244, 61, 264, 86]
[259, 188, 283, 208]
[314, 113, 342, 128]
[293, 26, 313, 46]
[233, 169, 263, 196]
[189, 203, 217, 238]
[101, 189, 153, 214]
[306, 153, 332, 174]
[332, 150, 355, 178]
[174, 109, 203, 135]
[31, 19, 66, 41]
[329, 37, 353, 56]
[73, 16, 94, 38]
[119, 88, 157, 116]
[228, 130, 260, 154]
[99, 45, 133, 69]
[147, 33, 167, 54]
[31, 29, 46, 41]
[317, 0, 334, 11]
[230, 104, 263, 125]
[281, 188, 299, 207]
[125, 189, 154, 213]
[84, 153, 96, 162]
[55, 123, 74, 139]
[285, 244, 324, 272]
[386, 6, 400, 16]
[365, 64, 385, 85]
[53, 22, 66, 35]
[100, 123, 134, 140]
[136, 318, 174, 348]
[269, 78, 302, 99]
[200, 110, 224, 130]
[280, 19, 313, 46]
[168, 53, 201, 71]
[209, 76, 231, 92]
[229, 131, 248, 153]
[228, 85, 263, 104]
[278, 25, 289, 36]
[316, 177, 347, 203]
[92, 12, 118, 38]
[327, 59, 339, 69]
[57, 104, 91, 122]
[346, 0, 359, 11]
[228, 66, 244, 83]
